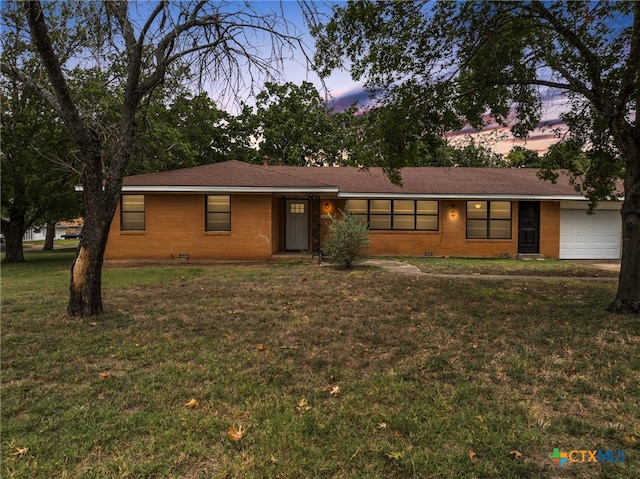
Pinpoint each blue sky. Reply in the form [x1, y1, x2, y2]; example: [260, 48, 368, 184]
[197, 1, 363, 109]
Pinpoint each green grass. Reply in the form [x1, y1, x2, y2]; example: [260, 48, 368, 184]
[2, 252, 638, 478]
[402, 257, 619, 277]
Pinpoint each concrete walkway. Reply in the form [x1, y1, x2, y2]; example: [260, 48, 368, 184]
[362, 259, 619, 282]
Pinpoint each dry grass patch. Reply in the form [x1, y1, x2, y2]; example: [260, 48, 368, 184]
[2, 254, 638, 478]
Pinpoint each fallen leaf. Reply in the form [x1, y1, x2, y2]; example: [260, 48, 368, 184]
[12, 447, 29, 458]
[257, 343, 267, 351]
[385, 451, 404, 460]
[227, 425, 246, 442]
[184, 398, 199, 408]
[270, 454, 278, 463]
[324, 385, 340, 396]
[468, 449, 478, 461]
[622, 434, 637, 445]
[510, 450, 523, 460]
[296, 398, 311, 412]
[99, 372, 109, 378]
[377, 422, 388, 429]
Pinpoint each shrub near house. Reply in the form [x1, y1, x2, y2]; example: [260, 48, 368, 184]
[323, 211, 369, 268]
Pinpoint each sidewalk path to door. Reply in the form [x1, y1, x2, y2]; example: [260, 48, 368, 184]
[362, 259, 619, 282]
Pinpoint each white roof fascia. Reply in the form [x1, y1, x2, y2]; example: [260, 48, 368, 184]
[337, 193, 593, 201]
[119, 185, 340, 194]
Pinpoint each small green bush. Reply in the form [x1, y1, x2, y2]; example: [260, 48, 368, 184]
[323, 210, 369, 268]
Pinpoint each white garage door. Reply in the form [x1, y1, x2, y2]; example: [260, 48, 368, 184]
[560, 209, 621, 259]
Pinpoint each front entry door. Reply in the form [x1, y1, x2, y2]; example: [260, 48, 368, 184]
[518, 201, 540, 254]
[285, 199, 309, 251]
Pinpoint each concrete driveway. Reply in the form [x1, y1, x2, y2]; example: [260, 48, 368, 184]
[568, 260, 621, 272]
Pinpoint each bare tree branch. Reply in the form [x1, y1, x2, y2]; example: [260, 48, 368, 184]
[0, 62, 61, 114]
[531, 1, 604, 102]
[139, 1, 168, 45]
[104, 1, 137, 55]
[23, 1, 97, 152]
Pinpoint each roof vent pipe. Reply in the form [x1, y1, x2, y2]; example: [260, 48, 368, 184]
[263, 155, 269, 168]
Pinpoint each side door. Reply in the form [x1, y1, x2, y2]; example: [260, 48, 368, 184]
[518, 201, 540, 254]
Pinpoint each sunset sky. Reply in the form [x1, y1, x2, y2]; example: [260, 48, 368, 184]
[210, 1, 571, 157]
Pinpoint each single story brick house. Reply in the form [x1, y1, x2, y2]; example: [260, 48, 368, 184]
[104, 159, 623, 262]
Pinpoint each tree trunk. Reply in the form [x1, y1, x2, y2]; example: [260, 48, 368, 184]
[608, 159, 640, 314]
[1, 215, 26, 263]
[67, 195, 114, 317]
[66, 113, 134, 317]
[66, 136, 119, 317]
[43, 221, 55, 250]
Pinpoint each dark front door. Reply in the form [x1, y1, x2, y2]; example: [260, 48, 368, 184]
[518, 202, 540, 254]
[285, 199, 309, 251]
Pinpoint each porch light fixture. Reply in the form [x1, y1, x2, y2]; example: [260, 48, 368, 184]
[324, 202, 330, 210]
[450, 205, 457, 218]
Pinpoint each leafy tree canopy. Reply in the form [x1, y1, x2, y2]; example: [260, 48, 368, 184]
[314, 0, 639, 313]
[239, 81, 359, 166]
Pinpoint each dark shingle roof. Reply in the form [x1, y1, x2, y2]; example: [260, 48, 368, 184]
[121, 159, 603, 199]
[123, 160, 334, 188]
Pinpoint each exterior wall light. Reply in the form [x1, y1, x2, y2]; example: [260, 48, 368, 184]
[450, 205, 457, 218]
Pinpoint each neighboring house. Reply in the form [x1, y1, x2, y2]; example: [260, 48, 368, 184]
[57, 219, 83, 239]
[23, 226, 47, 242]
[104, 159, 623, 262]
[22, 219, 84, 242]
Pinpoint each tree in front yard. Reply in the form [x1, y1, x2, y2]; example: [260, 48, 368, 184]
[0, 85, 80, 263]
[314, 0, 639, 313]
[323, 211, 369, 269]
[1, 1, 319, 316]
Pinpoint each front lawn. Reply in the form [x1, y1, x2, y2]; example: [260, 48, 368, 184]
[402, 257, 619, 277]
[1, 252, 638, 478]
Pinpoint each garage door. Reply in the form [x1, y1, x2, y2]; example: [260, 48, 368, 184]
[560, 209, 621, 259]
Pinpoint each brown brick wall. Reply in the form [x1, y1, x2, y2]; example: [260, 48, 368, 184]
[356, 200, 517, 258]
[106, 196, 562, 261]
[321, 199, 561, 258]
[105, 194, 275, 260]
